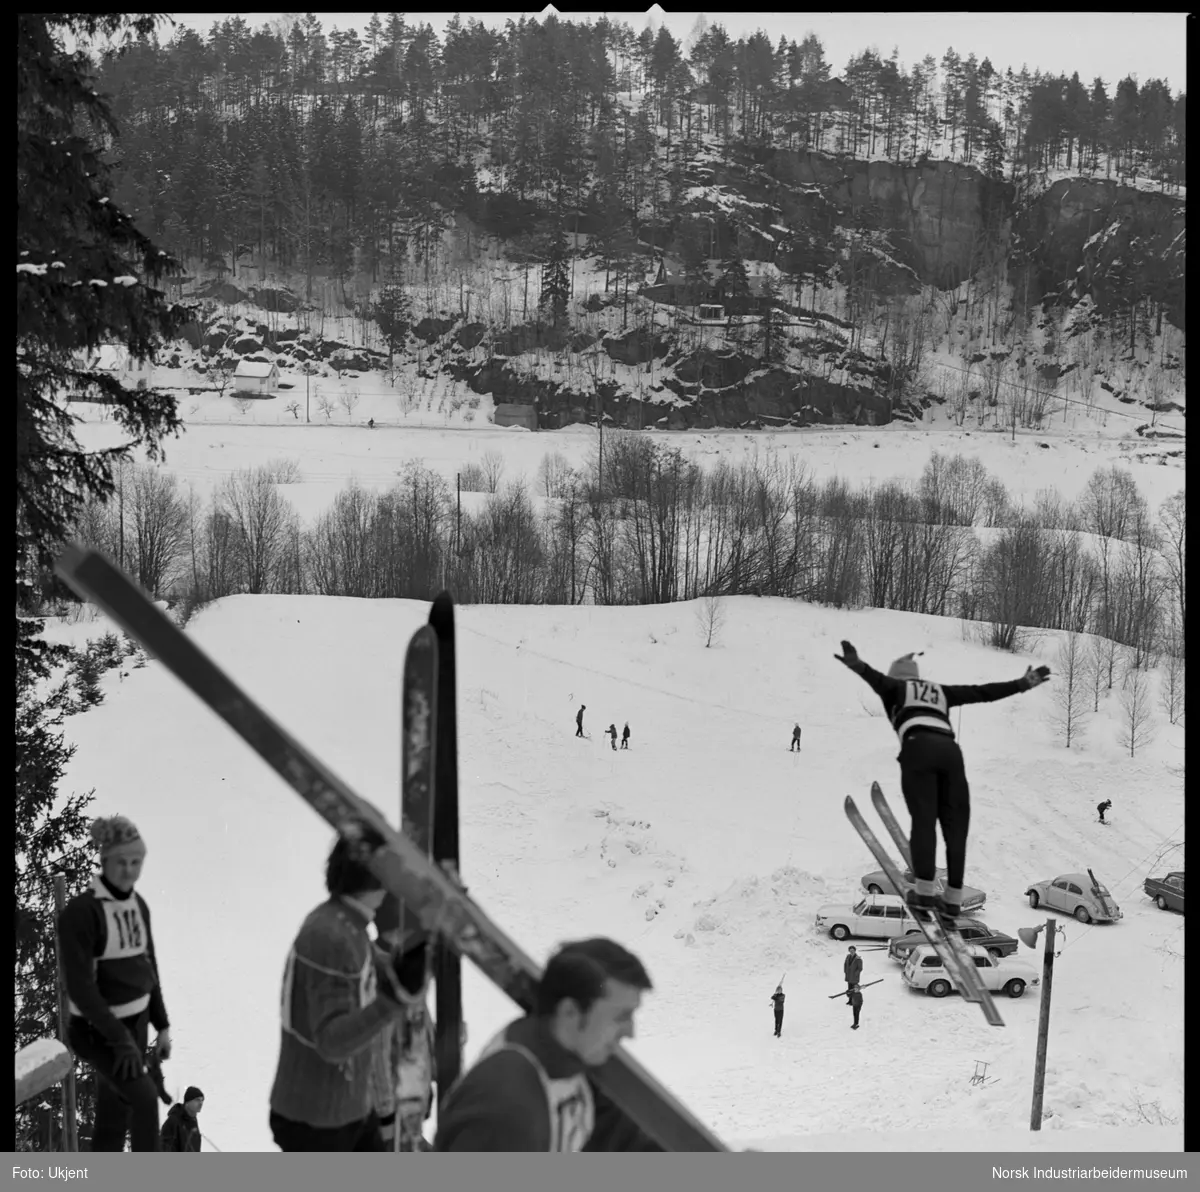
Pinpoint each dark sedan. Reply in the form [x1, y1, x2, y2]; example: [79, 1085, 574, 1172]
[887, 918, 1019, 964]
[1143, 871, 1184, 913]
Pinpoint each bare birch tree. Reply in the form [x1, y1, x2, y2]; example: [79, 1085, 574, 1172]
[1117, 663, 1156, 758]
[1049, 631, 1090, 748]
[695, 593, 725, 648]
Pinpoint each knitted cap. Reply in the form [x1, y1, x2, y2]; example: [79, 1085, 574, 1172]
[90, 815, 144, 858]
[183, 1086, 204, 1103]
[888, 653, 921, 681]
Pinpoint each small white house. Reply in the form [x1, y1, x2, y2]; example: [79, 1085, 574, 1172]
[233, 359, 280, 396]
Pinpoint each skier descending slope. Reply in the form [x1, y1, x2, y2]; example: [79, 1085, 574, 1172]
[834, 642, 1050, 925]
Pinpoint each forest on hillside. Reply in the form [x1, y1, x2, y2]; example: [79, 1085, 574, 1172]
[91, 13, 1186, 295]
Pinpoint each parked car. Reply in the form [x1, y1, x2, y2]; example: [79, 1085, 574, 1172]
[1024, 872, 1122, 923]
[887, 919, 1019, 964]
[1143, 871, 1184, 913]
[901, 943, 1039, 1000]
[861, 866, 987, 911]
[814, 893, 931, 941]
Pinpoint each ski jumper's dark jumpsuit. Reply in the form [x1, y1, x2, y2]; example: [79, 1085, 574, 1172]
[847, 664, 1032, 892]
[770, 991, 785, 1037]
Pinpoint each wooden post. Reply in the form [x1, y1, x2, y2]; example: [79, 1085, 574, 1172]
[1029, 917, 1056, 1131]
[52, 876, 79, 1152]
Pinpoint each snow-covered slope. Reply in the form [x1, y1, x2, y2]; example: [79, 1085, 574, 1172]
[51, 595, 1184, 1151]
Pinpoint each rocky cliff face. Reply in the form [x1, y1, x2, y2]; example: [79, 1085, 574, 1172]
[777, 152, 1006, 289]
[1012, 177, 1185, 325]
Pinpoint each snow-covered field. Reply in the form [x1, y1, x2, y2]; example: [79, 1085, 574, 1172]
[48, 590, 1184, 1152]
[73, 405, 1185, 529]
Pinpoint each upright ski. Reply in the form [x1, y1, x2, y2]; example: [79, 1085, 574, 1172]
[376, 627, 439, 1150]
[54, 546, 727, 1151]
[844, 795, 1004, 1027]
[869, 782, 913, 871]
[428, 593, 464, 1110]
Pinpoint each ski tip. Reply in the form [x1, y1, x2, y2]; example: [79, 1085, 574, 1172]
[843, 795, 857, 811]
[429, 592, 455, 621]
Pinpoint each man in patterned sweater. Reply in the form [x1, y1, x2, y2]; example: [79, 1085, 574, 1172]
[268, 834, 431, 1151]
[434, 938, 664, 1151]
[835, 642, 1050, 925]
[58, 815, 172, 1151]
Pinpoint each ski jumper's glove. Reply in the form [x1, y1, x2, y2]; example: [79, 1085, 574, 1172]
[1024, 665, 1051, 688]
[834, 640, 863, 672]
[375, 931, 432, 1007]
[111, 1033, 146, 1083]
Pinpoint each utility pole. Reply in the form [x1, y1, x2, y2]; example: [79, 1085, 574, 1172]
[1019, 917, 1059, 1131]
[305, 364, 311, 424]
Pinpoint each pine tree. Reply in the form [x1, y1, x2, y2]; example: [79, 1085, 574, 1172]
[717, 238, 751, 309]
[18, 13, 187, 623]
[539, 222, 572, 327]
[759, 274, 789, 364]
[17, 15, 185, 1146]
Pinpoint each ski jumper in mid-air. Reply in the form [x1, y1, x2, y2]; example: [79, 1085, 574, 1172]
[834, 643, 1049, 925]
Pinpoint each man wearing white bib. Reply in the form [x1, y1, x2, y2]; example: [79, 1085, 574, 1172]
[59, 815, 173, 1151]
[434, 938, 662, 1151]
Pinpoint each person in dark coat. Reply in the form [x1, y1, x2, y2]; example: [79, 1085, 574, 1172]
[835, 642, 1049, 926]
[1097, 799, 1112, 824]
[620, 724, 630, 750]
[770, 985, 785, 1037]
[843, 946, 863, 990]
[790, 724, 802, 752]
[846, 984, 864, 1029]
[576, 705, 586, 738]
[58, 815, 173, 1152]
[434, 939, 662, 1151]
[606, 724, 618, 751]
[161, 1088, 204, 1152]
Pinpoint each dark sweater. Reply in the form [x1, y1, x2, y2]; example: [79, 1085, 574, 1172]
[850, 662, 1030, 743]
[268, 897, 404, 1129]
[58, 875, 169, 1041]
[434, 1017, 663, 1152]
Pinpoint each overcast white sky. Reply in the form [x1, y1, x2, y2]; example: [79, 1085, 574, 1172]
[159, 11, 1188, 92]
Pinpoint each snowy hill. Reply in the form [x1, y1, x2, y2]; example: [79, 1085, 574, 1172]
[50, 594, 1183, 1151]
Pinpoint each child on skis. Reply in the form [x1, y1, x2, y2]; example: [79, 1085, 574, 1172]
[834, 642, 1049, 926]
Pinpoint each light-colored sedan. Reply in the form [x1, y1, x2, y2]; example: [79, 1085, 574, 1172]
[1025, 872, 1122, 923]
[814, 893, 930, 941]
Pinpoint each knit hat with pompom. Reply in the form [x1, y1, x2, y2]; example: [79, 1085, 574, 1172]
[90, 815, 144, 858]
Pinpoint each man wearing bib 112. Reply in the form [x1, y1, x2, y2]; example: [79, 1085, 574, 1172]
[834, 643, 1049, 926]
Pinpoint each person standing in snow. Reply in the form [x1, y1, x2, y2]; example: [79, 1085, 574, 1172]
[161, 1087, 204, 1152]
[790, 724, 802, 752]
[834, 642, 1049, 927]
[58, 815, 173, 1152]
[843, 946, 862, 990]
[268, 834, 432, 1152]
[606, 724, 618, 751]
[770, 986, 785, 1037]
[576, 705, 586, 738]
[621, 723, 630, 750]
[1097, 799, 1112, 824]
[434, 938, 663, 1151]
[846, 984, 864, 1030]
